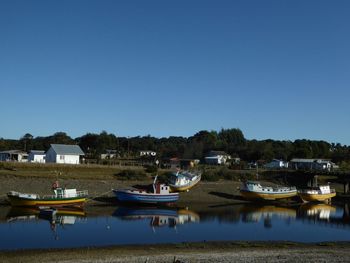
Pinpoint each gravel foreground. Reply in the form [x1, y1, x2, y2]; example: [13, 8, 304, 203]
[1, 242, 350, 263]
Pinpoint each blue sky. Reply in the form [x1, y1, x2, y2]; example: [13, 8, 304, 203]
[1, 0, 349, 144]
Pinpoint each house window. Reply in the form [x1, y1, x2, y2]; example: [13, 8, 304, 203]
[60, 155, 65, 160]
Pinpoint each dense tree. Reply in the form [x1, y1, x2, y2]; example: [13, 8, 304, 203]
[20, 133, 34, 151]
[0, 129, 349, 163]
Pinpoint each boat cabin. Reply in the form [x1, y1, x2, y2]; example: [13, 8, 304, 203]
[54, 188, 78, 198]
[318, 185, 331, 194]
[153, 184, 170, 194]
[243, 181, 264, 191]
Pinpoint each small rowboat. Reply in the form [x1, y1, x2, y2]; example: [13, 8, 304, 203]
[7, 182, 88, 207]
[113, 176, 179, 204]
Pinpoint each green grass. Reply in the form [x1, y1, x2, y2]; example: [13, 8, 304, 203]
[0, 162, 152, 180]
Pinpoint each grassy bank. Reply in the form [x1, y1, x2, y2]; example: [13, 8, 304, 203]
[0, 162, 147, 180]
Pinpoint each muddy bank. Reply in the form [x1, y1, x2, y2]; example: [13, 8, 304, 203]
[0, 174, 245, 207]
[1, 242, 350, 263]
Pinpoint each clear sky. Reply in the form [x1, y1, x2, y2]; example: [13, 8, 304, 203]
[1, 0, 349, 144]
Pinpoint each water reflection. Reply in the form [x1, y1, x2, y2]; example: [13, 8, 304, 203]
[238, 204, 296, 228]
[298, 203, 337, 220]
[113, 206, 200, 229]
[1, 202, 350, 250]
[7, 207, 86, 240]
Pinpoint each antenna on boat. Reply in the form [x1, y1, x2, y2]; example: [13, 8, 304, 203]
[153, 175, 158, 185]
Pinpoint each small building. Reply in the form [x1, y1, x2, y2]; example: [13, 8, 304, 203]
[264, 159, 288, 169]
[100, 150, 119, 160]
[290, 158, 333, 171]
[204, 151, 231, 165]
[45, 144, 84, 164]
[161, 157, 199, 170]
[28, 150, 46, 163]
[0, 150, 28, 162]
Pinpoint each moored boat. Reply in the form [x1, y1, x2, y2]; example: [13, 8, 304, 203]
[7, 182, 88, 207]
[113, 176, 179, 204]
[240, 181, 297, 201]
[298, 185, 336, 203]
[168, 170, 201, 192]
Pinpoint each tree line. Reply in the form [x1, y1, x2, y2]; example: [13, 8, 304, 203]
[0, 129, 349, 164]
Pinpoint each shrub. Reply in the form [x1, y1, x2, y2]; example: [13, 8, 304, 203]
[144, 165, 158, 174]
[115, 169, 146, 180]
[202, 170, 220, 182]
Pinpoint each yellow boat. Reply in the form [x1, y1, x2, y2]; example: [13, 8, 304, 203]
[298, 185, 336, 203]
[240, 181, 297, 201]
[7, 184, 88, 207]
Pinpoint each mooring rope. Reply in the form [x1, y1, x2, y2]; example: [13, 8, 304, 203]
[85, 189, 113, 202]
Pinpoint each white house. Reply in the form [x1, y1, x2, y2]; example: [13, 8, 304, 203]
[290, 158, 333, 171]
[100, 150, 119, 160]
[28, 150, 46, 163]
[264, 159, 288, 169]
[0, 150, 28, 162]
[45, 144, 84, 164]
[205, 151, 231, 165]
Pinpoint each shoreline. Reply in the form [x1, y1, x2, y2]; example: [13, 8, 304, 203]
[1, 241, 350, 262]
[1, 170, 350, 262]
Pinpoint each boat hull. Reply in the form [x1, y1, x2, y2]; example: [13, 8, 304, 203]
[169, 177, 201, 192]
[298, 192, 336, 203]
[113, 190, 179, 204]
[7, 195, 87, 207]
[240, 190, 297, 201]
[169, 174, 201, 192]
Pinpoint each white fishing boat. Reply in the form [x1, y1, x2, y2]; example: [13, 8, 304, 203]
[298, 185, 336, 203]
[168, 170, 201, 192]
[240, 181, 297, 201]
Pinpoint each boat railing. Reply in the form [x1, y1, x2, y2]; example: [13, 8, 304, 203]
[42, 190, 88, 199]
[298, 188, 336, 194]
[270, 186, 297, 192]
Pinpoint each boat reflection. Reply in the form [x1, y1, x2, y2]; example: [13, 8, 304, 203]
[238, 204, 297, 228]
[7, 206, 86, 220]
[7, 207, 86, 239]
[235, 202, 350, 229]
[298, 203, 337, 220]
[113, 206, 200, 228]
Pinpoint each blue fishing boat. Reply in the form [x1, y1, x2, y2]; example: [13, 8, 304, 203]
[113, 176, 179, 204]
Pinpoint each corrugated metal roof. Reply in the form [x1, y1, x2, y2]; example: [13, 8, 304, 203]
[30, 150, 45, 154]
[290, 158, 330, 163]
[0, 150, 27, 154]
[50, 144, 84, 155]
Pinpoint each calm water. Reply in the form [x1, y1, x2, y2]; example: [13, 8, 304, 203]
[1, 202, 350, 250]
